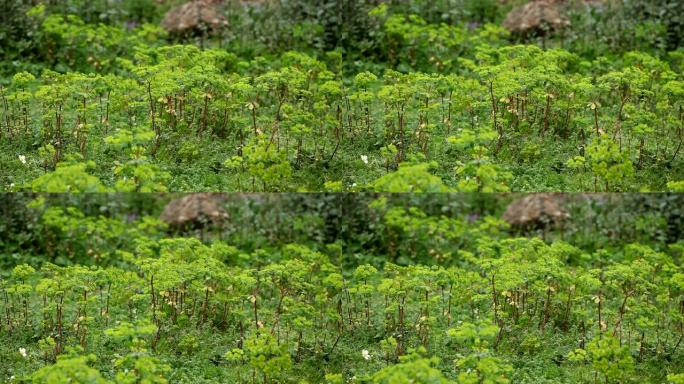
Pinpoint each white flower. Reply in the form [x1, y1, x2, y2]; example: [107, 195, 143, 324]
[18, 155, 26, 165]
[361, 155, 369, 165]
[362, 349, 371, 360]
[19, 348, 27, 358]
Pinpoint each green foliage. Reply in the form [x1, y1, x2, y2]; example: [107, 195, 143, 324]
[239, 136, 293, 192]
[28, 160, 108, 193]
[2, 39, 683, 191]
[371, 161, 451, 192]
[0, 194, 682, 383]
[586, 336, 635, 383]
[448, 322, 512, 383]
[112, 146, 170, 193]
[243, 333, 292, 382]
[371, 348, 453, 384]
[2, 0, 684, 382]
[668, 181, 684, 192]
[31, 353, 108, 384]
[584, 135, 634, 192]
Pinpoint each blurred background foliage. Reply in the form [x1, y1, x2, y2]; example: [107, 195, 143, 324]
[1, 0, 682, 78]
[1, 193, 683, 273]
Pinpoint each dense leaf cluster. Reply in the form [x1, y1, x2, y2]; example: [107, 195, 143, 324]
[2, 40, 683, 191]
[1, 195, 683, 383]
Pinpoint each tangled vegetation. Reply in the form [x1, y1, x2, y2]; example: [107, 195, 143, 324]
[1, 193, 683, 383]
[1, 2, 683, 192]
[1, 0, 684, 383]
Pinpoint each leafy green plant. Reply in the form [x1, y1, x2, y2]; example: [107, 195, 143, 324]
[371, 348, 453, 384]
[31, 351, 108, 384]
